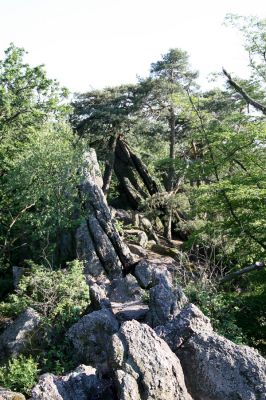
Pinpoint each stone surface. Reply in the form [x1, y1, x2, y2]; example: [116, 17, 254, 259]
[89, 281, 111, 310]
[157, 304, 266, 400]
[87, 214, 122, 277]
[67, 309, 119, 367]
[115, 370, 141, 400]
[156, 303, 213, 347]
[127, 243, 147, 259]
[148, 273, 188, 327]
[77, 149, 134, 277]
[76, 222, 105, 277]
[110, 208, 132, 225]
[111, 300, 149, 322]
[109, 320, 192, 400]
[109, 275, 144, 303]
[0, 389, 25, 400]
[134, 259, 154, 289]
[0, 308, 40, 360]
[30, 364, 114, 400]
[125, 229, 148, 248]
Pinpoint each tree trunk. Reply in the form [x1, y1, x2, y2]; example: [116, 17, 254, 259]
[102, 133, 119, 196]
[220, 262, 265, 284]
[168, 107, 176, 192]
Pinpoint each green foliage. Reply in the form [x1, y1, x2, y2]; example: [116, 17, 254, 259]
[184, 269, 266, 356]
[36, 339, 76, 376]
[0, 260, 90, 380]
[0, 44, 80, 268]
[0, 260, 90, 324]
[0, 355, 39, 395]
[224, 14, 266, 90]
[184, 282, 247, 344]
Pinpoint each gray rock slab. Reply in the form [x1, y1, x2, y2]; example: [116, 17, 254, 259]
[111, 300, 149, 322]
[0, 308, 40, 360]
[67, 309, 119, 367]
[109, 320, 192, 400]
[30, 364, 114, 400]
[157, 303, 266, 400]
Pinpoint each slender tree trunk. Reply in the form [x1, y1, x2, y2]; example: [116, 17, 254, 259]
[168, 107, 176, 191]
[164, 107, 176, 240]
[102, 133, 119, 196]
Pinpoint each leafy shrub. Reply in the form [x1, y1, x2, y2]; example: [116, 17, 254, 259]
[184, 281, 247, 344]
[0, 355, 39, 395]
[0, 259, 90, 326]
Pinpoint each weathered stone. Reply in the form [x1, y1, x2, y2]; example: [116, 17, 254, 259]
[89, 282, 111, 310]
[67, 309, 119, 367]
[30, 364, 114, 400]
[76, 222, 105, 277]
[156, 303, 213, 347]
[77, 149, 134, 276]
[110, 208, 132, 225]
[109, 320, 192, 400]
[82, 149, 103, 189]
[109, 275, 144, 303]
[127, 243, 147, 258]
[134, 257, 179, 290]
[111, 300, 149, 322]
[115, 370, 141, 400]
[134, 259, 154, 289]
[148, 273, 188, 327]
[0, 308, 40, 360]
[87, 215, 122, 277]
[125, 229, 148, 248]
[0, 388, 25, 400]
[157, 304, 266, 400]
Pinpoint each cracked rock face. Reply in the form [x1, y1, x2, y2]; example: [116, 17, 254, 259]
[157, 304, 266, 400]
[148, 273, 188, 327]
[67, 309, 119, 367]
[30, 365, 114, 400]
[0, 308, 41, 360]
[109, 320, 192, 400]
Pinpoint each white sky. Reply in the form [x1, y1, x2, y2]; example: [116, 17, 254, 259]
[1, 0, 266, 93]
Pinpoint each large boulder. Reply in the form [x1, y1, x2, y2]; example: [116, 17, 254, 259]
[67, 309, 119, 367]
[157, 304, 266, 400]
[148, 272, 188, 327]
[0, 308, 41, 360]
[0, 388, 25, 400]
[109, 320, 192, 400]
[30, 365, 114, 400]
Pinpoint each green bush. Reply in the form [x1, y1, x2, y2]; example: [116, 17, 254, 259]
[0, 355, 39, 395]
[0, 259, 90, 326]
[184, 281, 247, 344]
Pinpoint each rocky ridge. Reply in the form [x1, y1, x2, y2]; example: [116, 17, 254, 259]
[1, 149, 265, 400]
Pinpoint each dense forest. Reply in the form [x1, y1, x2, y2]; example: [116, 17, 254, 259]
[0, 14, 265, 398]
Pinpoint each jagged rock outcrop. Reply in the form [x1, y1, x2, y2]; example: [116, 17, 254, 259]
[30, 365, 114, 400]
[142, 264, 188, 327]
[76, 222, 106, 277]
[0, 388, 25, 400]
[157, 304, 266, 400]
[0, 308, 40, 360]
[109, 320, 192, 400]
[67, 309, 119, 367]
[76, 149, 134, 278]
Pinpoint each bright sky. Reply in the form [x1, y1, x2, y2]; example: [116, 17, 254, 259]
[1, 0, 266, 93]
